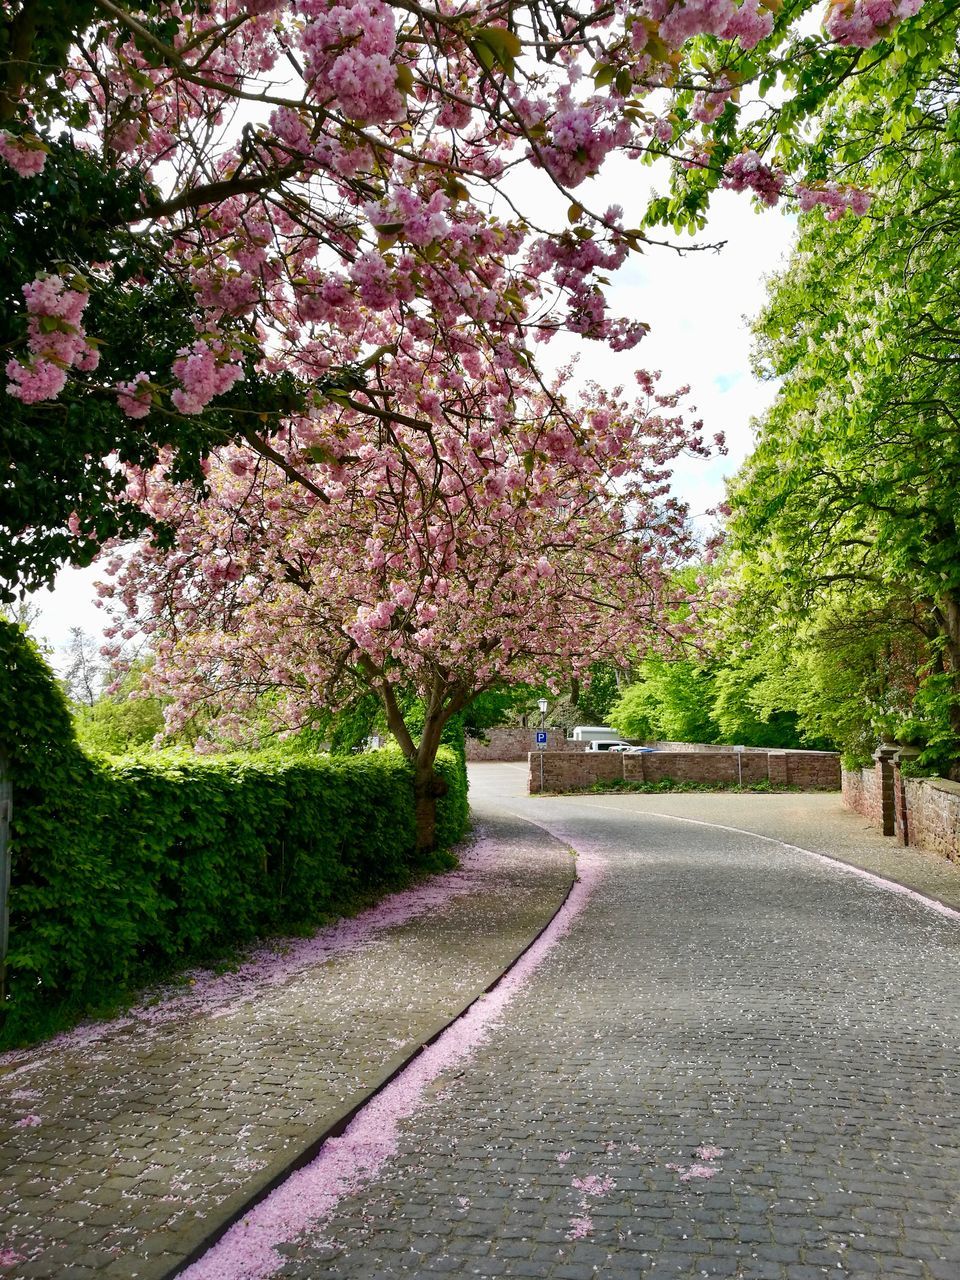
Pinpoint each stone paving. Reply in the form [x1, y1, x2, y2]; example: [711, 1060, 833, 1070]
[247, 766, 960, 1280]
[0, 809, 574, 1280]
[6, 766, 960, 1280]
[554, 784, 960, 913]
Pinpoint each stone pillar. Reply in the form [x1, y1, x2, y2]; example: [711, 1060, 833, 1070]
[873, 744, 898, 836]
[767, 751, 788, 787]
[892, 747, 921, 846]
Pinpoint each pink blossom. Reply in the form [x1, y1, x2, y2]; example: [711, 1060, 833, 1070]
[644, 0, 773, 50]
[117, 372, 153, 419]
[5, 274, 98, 403]
[824, 0, 924, 47]
[722, 150, 784, 205]
[0, 131, 46, 177]
[14, 1114, 41, 1128]
[5, 356, 67, 403]
[692, 80, 733, 124]
[171, 340, 244, 414]
[795, 182, 872, 219]
[567, 1215, 594, 1239]
[572, 1174, 615, 1197]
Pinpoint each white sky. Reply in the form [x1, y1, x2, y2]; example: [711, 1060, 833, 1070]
[28, 154, 797, 668]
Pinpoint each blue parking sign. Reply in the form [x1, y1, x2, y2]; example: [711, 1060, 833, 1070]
[535, 730, 548, 747]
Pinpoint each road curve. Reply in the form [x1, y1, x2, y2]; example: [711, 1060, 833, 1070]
[210, 763, 960, 1279]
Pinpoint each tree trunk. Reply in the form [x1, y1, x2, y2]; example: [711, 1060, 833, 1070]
[935, 592, 960, 777]
[360, 658, 463, 854]
[413, 756, 448, 856]
[412, 701, 449, 855]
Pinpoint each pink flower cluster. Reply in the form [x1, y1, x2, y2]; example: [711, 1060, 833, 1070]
[692, 80, 733, 125]
[117, 371, 153, 419]
[536, 97, 631, 188]
[824, 0, 924, 47]
[0, 130, 46, 177]
[365, 188, 450, 248]
[796, 182, 872, 219]
[298, 0, 404, 124]
[722, 150, 784, 205]
[644, 0, 774, 52]
[5, 275, 99, 404]
[171, 340, 244, 414]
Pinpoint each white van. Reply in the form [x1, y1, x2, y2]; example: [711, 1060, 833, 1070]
[586, 738, 632, 752]
[569, 725, 624, 745]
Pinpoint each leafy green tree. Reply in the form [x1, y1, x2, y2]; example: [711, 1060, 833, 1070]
[609, 658, 720, 744]
[709, 663, 807, 749]
[572, 662, 626, 727]
[73, 660, 164, 755]
[725, 53, 960, 771]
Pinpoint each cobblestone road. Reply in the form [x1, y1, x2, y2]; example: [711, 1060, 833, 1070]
[263, 765, 960, 1280]
[0, 808, 573, 1280]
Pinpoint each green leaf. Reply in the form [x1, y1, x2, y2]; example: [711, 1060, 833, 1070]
[471, 26, 522, 78]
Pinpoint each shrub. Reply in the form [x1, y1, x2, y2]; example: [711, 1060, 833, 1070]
[0, 622, 469, 1048]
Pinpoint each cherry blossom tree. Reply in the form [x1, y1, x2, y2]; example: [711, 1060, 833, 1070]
[104, 364, 716, 849]
[1, 0, 943, 597]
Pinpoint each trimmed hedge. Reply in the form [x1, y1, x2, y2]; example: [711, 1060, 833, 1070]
[0, 622, 469, 1048]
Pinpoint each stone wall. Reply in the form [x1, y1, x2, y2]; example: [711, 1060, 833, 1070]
[528, 748, 841, 794]
[841, 750, 895, 837]
[843, 759, 960, 862]
[645, 741, 769, 753]
[466, 728, 586, 762]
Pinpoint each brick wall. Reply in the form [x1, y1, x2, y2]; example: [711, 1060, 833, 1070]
[466, 728, 586, 762]
[844, 764, 960, 862]
[646, 741, 770, 754]
[528, 748, 841, 794]
[842, 767, 872, 820]
[901, 778, 960, 862]
[841, 752, 895, 836]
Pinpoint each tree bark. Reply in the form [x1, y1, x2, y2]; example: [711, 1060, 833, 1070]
[411, 683, 449, 855]
[1, 0, 40, 124]
[361, 660, 467, 854]
[413, 754, 447, 856]
[937, 592, 960, 765]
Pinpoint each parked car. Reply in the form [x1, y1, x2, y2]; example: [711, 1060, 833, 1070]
[624, 746, 656, 754]
[586, 739, 633, 752]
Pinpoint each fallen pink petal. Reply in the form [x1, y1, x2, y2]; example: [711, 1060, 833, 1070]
[571, 1174, 616, 1198]
[567, 1215, 594, 1240]
[178, 851, 603, 1280]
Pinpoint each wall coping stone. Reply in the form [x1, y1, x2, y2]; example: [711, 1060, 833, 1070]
[922, 777, 960, 798]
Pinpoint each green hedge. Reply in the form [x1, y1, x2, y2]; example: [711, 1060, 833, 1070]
[0, 622, 469, 1048]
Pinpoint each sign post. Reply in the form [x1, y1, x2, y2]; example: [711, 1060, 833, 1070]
[536, 699, 549, 792]
[734, 744, 745, 788]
